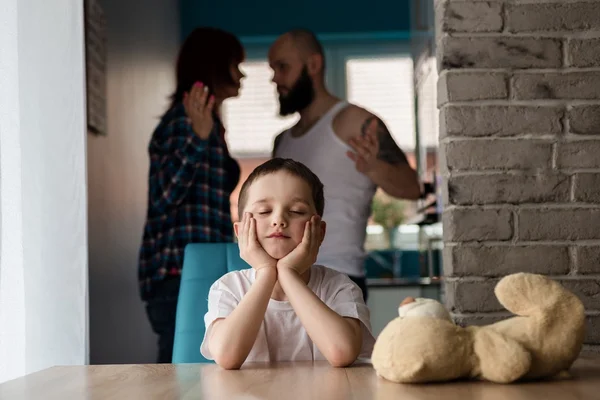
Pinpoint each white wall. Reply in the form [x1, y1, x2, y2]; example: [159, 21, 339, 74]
[0, 0, 88, 383]
[88, 0, 180, 364]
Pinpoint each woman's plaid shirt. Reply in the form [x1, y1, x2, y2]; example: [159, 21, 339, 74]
[138, 104, 238, 300]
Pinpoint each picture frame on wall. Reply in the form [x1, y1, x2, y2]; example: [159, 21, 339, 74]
[84, 0, 107, 136]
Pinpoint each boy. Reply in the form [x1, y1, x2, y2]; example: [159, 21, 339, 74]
[200, 158, 375, 369]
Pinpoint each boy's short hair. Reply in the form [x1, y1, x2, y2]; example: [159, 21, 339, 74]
[237, 158, 325, 218]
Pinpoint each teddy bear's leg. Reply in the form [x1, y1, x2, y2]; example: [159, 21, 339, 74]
[494, 273, 583, 317]
[473, 328, 531, 383]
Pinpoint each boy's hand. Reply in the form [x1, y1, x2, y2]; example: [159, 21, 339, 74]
[277, 215, 322, 275]
[238, 212, 277, 272]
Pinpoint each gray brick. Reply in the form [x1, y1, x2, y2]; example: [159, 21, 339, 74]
[581, 344, 600, 356]
[446, 280, 503, 313]
[576, 246, 600, 275]
[561, 280, 600, 311]
[441, 106, 563, 137]
[450, 278, 600, 315]
[569, 39, 600, 68]
[558, 141, 600, 169]
[443, 208, 513, 242]
[586, 315, 600, 344]
[438, 71, 507, 106]
[507, 2, 600, 33]
[440, 37, 562, 70]
[436, 0, 505, 2]
[438, 0, 600, 337]
[439, 138, 449, 175]
[513, 72, 600, 100]
[452, 313, 510, 328]
[574, 174, 600, 203]
[444, 140, 553, 170]
[569, 106, 600, 135]
[450, 279, 600, 317]
[440, 175, 451, 207]
[445, 245, 570, 277]
[448, 173, 570, 205]
[434, 1, 446, 43]
[453, 313, 600, 345]
[519, 208, 600, 241]
[440, 1, 503, 33]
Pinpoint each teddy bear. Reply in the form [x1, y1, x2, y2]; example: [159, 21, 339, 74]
[371, 272, 586, 384]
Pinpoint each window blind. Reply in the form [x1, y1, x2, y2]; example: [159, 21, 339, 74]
[346, 57, 416, 151]
[222, 61, 298, 158]
[417, 57, 439, 149]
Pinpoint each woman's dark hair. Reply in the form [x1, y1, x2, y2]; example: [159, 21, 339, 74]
[169, 27, 244, 109]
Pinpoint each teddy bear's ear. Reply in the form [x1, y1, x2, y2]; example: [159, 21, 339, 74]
[473, 328, 531, 383]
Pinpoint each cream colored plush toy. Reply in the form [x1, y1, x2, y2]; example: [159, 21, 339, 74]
[371, 273, 586, 384]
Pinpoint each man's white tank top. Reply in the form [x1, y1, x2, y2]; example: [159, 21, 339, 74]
[275, 101, 376, 277]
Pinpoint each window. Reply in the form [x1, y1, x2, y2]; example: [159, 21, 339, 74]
[222, 61, 298, 158]
[416, 57, 439, 150]
[346, 57, 416, 151]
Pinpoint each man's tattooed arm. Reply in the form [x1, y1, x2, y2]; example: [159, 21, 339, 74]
[360, 116, 409, 165]
[355, 115, 421, 199]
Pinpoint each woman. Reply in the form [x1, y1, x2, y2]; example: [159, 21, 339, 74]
[138, 27, 244, 363]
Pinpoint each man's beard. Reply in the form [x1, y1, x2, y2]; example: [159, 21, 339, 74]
[278, 66, 315, 116]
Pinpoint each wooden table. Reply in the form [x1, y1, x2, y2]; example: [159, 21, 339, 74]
[1, 358, 599, 399]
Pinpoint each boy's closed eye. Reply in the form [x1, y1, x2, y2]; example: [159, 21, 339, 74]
[290, 209, 307, 215]
[254, 209, 308, 216]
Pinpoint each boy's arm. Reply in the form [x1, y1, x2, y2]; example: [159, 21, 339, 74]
[207, 268, 277, 370]
[277, 268, 362, 367]
[207, 212, 278, 369]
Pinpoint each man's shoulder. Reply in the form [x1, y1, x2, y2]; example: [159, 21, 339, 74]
[335, 103, 374, 122]
[332, 103, 376, 140]
[272, 128, 292, 156]
[273, 130, 287, 146]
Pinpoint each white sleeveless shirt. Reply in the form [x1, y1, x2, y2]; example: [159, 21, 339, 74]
[274, 102, 376, 277]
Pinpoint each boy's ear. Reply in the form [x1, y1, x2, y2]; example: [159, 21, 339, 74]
[233, 222, 240, 239]
[318, 220, 326, 245]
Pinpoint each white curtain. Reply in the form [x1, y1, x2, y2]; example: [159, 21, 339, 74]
[0, 0, 89, 384]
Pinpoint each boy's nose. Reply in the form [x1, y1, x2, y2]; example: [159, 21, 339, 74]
[271, 216, 287, 227]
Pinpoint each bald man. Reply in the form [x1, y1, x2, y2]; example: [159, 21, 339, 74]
[269, 30, 421, 301]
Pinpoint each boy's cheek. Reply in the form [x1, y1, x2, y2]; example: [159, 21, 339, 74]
[292, 223, 309, 239]
[256, 236, 267, 248]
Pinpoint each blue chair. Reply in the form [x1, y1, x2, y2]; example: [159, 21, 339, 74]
[172, 242, 249, 363]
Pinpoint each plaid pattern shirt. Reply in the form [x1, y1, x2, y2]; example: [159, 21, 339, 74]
[138, 104, 240, 301]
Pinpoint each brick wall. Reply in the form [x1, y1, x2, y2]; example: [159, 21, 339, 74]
[437, 0, 600, 354]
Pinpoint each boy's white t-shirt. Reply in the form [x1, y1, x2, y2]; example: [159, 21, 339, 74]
[200, 264, 375, 363]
